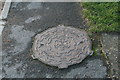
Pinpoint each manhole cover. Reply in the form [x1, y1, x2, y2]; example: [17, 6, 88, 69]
[32, 25, 93, 69]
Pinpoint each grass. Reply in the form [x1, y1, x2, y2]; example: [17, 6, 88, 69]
[81, 2, 119, 32]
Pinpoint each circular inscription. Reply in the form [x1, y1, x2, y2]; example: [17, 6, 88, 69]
[32, 25, 93, 68]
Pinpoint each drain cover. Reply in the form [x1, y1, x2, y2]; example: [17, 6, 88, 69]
[32, 25, 93, 68]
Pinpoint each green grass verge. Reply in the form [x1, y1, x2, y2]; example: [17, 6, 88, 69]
[81, 2, 119, 32]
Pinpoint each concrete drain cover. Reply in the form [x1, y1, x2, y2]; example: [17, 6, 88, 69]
[32, 25, 93, 69]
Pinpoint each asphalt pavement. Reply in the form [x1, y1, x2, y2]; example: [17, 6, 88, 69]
[2, 2, 107, 78]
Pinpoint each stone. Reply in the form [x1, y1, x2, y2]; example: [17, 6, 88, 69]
[32, 25, 93, 69]
[101, 33, 119, 78]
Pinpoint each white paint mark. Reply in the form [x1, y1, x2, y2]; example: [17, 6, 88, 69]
[25, 16, 41, 23]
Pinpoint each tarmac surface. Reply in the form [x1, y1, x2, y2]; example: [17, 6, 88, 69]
[2, 2, 107, 78]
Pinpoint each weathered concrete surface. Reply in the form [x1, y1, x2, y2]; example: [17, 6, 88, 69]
[101, 33, 119, 79]
[2, 2, 107, 78]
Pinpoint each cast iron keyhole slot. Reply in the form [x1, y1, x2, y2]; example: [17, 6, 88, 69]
[40, 44, 44, 46]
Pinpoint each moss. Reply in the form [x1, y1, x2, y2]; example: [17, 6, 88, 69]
[88, 32, 102, 56]
[81, 2, 119, 32]
[101, 50, 108, 59]
[92, 47, 99, 56]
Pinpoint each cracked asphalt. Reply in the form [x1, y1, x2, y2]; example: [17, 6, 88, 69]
[2, 2, 107, 78]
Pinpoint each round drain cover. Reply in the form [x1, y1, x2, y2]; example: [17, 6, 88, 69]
[32, 25, 93, 68]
